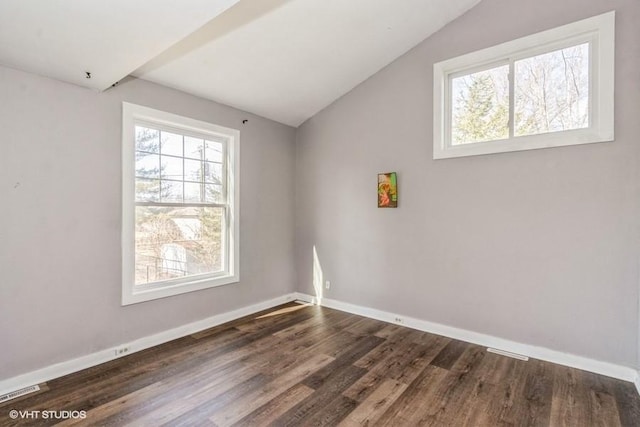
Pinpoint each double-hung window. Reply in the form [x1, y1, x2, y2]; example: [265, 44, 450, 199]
[433, 11, 615, 159]
[122, 103, 239, 305]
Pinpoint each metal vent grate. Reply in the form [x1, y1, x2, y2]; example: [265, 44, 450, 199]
[0, 385, 40, 403]
[487, 348, 529, 361]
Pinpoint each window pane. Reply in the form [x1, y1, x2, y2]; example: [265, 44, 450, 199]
[184, 182, 203, 203]
[161, 132, 183, 157]
[205, 140, 223, 162]
[184, 159, 203, 182]
[184, 137, 204, 160]
[204, 162, 223, 184]
[135, 178, 160, 202]
[161, 155, 183, 181]
[135, 152, 160, 179]
[135, 126, 159, 153]
[205, 184, 224, 203]
[515, 43, 589, 136]
[135, 206, 225, 285]
[161, 180, 183, 202]
[451, 65, 509, 145]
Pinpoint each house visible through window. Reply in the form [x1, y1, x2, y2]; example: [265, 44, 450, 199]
[122, 103, 239, 305]
[134, 125, 226, 284]
[433, 11, 614, 159]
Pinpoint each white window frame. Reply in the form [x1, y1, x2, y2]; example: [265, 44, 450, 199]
[121, 102, 240, 305]
[433, 11, 615, 159]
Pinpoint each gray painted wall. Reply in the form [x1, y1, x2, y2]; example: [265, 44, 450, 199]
[1, 0, 638, 382]
[295, 0, 640, 367]
[0, 66, 297, 379]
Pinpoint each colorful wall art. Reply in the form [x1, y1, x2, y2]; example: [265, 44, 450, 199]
[378, 172, 397, 208]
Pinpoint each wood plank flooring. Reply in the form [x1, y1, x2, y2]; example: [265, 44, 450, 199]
[1, 302, 639, 426]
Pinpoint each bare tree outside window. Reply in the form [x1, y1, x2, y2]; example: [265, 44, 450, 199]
[515, 43, 589, 136]
[433, 12, 613, 160]
[450, 43, 589, 146]
[133, 125, 226, 285]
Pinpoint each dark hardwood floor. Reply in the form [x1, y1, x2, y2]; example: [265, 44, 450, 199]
[1, 302, 639, 426]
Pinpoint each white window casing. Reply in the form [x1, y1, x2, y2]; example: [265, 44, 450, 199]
[122, 102, 240, 305]
[433, 11, 615, 159]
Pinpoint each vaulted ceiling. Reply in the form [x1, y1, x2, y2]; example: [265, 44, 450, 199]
[0, 0, 480, 127]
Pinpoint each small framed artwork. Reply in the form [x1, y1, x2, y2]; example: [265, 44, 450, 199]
[378, 172, 398, 208]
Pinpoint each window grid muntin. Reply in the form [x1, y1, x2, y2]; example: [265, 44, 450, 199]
[133, 122, 230, 286]
[135, 124, 226, 205]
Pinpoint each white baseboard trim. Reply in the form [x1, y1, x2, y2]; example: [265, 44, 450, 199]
[0, 293, 298, 397]
[3, 291, 636, 397]
[294, 293, 637, 383]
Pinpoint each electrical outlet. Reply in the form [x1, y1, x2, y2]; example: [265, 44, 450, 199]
[394, 317, 404, 324]
[114, 346, 130, 356]
[325, 280, 331, 289]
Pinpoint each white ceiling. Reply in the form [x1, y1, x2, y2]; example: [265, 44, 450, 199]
[0, 0, 480, 127]
[0, 0, 240, 90]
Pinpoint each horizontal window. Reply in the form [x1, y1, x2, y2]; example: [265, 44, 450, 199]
[433, 11, 614, 159]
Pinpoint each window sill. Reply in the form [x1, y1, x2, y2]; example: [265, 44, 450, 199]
[433, 127, 614, 159]
[122, 273, 239, 306]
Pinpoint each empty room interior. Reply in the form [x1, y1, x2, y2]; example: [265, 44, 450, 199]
[2, 0, 640, 425]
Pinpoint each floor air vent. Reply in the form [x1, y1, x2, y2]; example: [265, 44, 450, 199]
[0, 385, 40, 403]
[487, 348, 529, 361]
